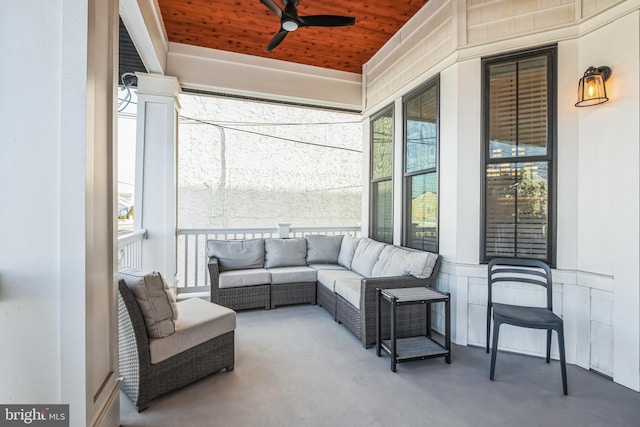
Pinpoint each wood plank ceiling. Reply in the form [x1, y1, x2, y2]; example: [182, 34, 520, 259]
[158, 0, 429, 74]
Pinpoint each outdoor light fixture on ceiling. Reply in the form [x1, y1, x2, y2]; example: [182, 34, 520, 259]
[282, 19, 299, 31]
[575, 66, 612, 107]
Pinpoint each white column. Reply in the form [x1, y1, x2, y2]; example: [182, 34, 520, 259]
[134, 73, 181, 284]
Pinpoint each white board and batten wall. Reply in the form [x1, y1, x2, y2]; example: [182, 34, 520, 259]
[361, 0, 640, 391]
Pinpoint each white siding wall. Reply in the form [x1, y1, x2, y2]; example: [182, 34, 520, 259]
[466, 0, 576, 44]
[581, 0, 626, 17]
[363, 0, 640, 390]
[364, 0, 457, 109]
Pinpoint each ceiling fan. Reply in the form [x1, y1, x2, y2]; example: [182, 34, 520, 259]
[260, 0, 356, 51]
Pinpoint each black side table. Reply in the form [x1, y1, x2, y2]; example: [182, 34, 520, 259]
[376, 287, 451, 372]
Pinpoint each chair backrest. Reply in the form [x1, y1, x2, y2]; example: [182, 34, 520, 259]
[488, 258, 553, 310]
[118, 279, 151, 350]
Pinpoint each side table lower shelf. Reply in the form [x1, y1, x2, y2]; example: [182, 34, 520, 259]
[381, 336, 449, 362]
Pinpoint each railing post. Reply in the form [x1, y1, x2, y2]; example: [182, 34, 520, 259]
[277, 223, 291, 238]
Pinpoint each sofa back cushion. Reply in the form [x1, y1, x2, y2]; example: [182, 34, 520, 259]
[264, 238, 307, 268]
[118, 269, 179, 338]
[371, 246, 439, 279]
[350, 238, 386, 277]
[406, 250, 439, 278]
[306, 235, 344, 264]
[207, 239, 265, 272]
[371, 246, 409, 277]
[337, 235, 361, 269]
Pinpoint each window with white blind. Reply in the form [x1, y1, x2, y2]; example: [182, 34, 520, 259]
[481, 46, 556, 265]
[370, 106, 394, 243]
[403, 77, 439, 252]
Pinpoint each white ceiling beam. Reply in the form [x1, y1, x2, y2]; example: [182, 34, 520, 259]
[119, 0, 168, 75]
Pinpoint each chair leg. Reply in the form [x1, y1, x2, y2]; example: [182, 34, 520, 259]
[546, 329, 552, 363]
[486, 305, 491, 353]
[490, 319, 501, 381]
[557, 327, 568, 395]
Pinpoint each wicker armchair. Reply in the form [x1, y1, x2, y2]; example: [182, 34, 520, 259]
[118, 280, 235, 411]
[336, 255, 443, 348]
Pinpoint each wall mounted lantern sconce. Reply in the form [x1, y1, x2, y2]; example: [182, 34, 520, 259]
[575, 66, 612, 107]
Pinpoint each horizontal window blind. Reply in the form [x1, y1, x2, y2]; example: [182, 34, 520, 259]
[485, 162, 548, 259]
[372, 180, 393, 243]
[483, 47, 555, 264]
[371, 107, 394, 243]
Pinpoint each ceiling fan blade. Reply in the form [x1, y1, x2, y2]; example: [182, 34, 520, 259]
[300, 15, 356, 27]
[260, 0, 282, 18]
[266, 30, 288, 51]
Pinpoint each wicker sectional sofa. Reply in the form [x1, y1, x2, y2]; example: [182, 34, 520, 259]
[207, 235, 442, 347]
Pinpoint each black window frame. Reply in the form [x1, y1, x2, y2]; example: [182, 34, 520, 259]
[480, 44, 557, 266]
[370, 105, 394, 244]
[402, 75, 440, 253]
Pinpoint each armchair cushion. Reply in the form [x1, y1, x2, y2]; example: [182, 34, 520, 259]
[148, 298, 236, 364]
[118, 269, 178, 338]
[207, 239, 265, 271]
[264, 238, 307, 268]
[306, 235, 344, 264]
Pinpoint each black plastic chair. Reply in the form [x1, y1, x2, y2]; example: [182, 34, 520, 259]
[486, 258, 567, 395]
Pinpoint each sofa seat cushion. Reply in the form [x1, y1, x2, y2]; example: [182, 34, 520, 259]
[306, 235, 344, 264]
[218, 269, 271, 289]
[207, 239, 265, 271]
[265, 238, 307, 268]
[317, 269, 361, 292]
[118, 269, 179, 338]
[371, 246, 439, 279]
[308, 264, 348, 271]
[334, 278, 362, 309]
[350, 238, 386, 277]
[269, 266, 317, 284]
[149, 298, 236, 364]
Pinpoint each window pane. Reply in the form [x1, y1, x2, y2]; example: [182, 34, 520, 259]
[407, 173, 437, 252]
[489, 56, 548, 159]
[372, 180, 393, 243]
[372, 111, 393, 180]
[406, 86, 437, 173]
[518, 57, 548, 157]
[485, 161, 548, 259]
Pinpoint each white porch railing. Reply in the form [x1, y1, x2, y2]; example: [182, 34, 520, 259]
[176, 224, 361, 297]
[117, 229, 147, 270]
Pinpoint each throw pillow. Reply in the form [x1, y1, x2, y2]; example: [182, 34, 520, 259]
[118, 269, 179, 338]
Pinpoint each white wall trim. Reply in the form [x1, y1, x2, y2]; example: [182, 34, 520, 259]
[166, 42, 362, 111]
[362, 0, 640, 118]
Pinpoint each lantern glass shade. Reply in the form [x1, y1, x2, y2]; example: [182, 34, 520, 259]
[575, 66, 611, 107]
